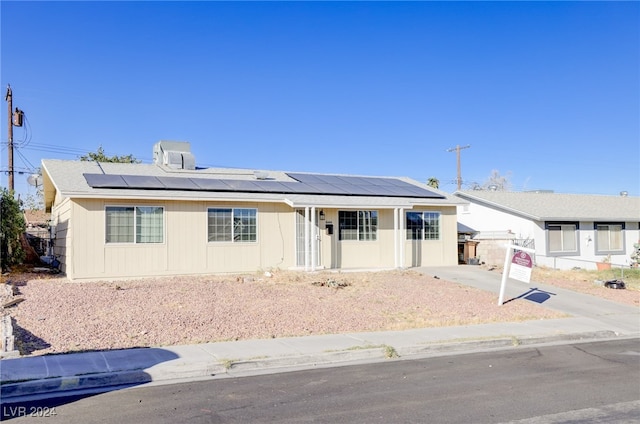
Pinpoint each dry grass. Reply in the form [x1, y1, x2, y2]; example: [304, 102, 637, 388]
[529, 266, 639, 307]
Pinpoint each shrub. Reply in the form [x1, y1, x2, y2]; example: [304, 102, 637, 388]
[1, 189, 26, 270]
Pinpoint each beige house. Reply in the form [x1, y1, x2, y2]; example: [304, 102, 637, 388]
[42, 142, 462, 281]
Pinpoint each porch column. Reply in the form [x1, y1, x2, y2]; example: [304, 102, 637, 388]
[399, 208, 405, 268]
[304, 206, 310, 271]
[394, 208, 399, 268]
[311, 206, 317, 271]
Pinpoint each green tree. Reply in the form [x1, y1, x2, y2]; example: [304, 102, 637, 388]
[79, 145, 141, 163]
[1, 189, 26, 270]
[426, 177, 440, 189]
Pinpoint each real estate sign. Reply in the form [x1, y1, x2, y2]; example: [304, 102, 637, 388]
[508, 250, 533, 283]
[498, 244, 536, 305]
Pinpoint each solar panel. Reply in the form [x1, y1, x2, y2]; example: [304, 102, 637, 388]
[83, 171, 445, 199]
[223, 180, 268, 192]
[157, 176, 200, 190]
[122, 175, 164, 188]
[191, 178, 233, 191]
[310, 183, 353, 195]
[83, 173, 127, 188]
[287, 173, 443, 198]
[253, 180, 300, 193]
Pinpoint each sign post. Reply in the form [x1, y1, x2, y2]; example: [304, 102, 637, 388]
[498, 244, 535, 305]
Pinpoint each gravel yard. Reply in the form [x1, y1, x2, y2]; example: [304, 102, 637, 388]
[1, 266, 636, 357]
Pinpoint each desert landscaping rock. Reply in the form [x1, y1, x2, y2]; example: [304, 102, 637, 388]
[2, 267, 636, 357]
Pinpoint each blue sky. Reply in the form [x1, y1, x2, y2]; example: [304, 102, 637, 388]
[1, 1, 638, 199]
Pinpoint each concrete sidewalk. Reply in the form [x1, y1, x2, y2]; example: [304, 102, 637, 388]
[2, 266, 638, 400]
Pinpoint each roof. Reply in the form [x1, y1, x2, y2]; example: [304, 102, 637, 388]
[23, 209, 50, 227]
[455, 190, 640, 221]
[42, 159, 463, 210]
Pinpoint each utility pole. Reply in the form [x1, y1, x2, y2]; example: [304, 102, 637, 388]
[4, 85, 23, 192]
[446, 144, 471, 191]
[5, 85, 14, 191]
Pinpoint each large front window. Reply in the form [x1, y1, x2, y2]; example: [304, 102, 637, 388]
[595, 223, 624, 254]
[547, 222, 578, 254]
[208, 208, 257, 242]
[406, 211, 440, 240]
[106, 206, 164, 243]
[339, 210, 377, 241]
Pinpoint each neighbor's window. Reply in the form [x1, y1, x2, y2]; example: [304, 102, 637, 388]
[208, 208, 257, 242]
[406, 211, 441, 240]
[338, 210, 377, 241]
[546, 222, 578, 254]
[106, 206, 164, 243]
[595, 223, 624, 254]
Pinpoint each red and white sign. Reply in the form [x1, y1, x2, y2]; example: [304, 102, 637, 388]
[508, 251, 533, 283]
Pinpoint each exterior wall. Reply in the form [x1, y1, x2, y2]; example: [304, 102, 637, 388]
[316, 206, 458, 270]
[337, 208, 395, 269]
[403, 206, 459, 267]
[55, 199, 459, 281]
[50, 197, 72, 277]
[458, 203, 640, 271]
[311, 208, 396, 269]
[63, 199, 298, 281]
[205, 202, 296, 273]
[535, 220, 640, 270]
[474, 238, 515, 267]
[458, 202, 535, 239]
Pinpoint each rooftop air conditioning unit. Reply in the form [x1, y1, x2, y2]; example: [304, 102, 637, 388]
[153, 140, 196, 170]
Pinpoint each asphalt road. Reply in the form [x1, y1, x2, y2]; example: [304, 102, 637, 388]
[3, 338, 639, 423]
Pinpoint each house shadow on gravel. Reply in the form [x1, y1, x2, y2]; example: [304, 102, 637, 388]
[12, 321, 52, 355]
[0, 347, 179, 421]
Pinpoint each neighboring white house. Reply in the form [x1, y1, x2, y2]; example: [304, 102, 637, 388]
[454, 190, 640, 270]
[41, 141, 464, 281]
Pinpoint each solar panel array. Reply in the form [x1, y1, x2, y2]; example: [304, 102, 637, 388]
[83, 172, 444, 199]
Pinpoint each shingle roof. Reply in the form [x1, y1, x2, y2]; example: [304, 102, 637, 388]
[23, 209, 50, 226]
[42, 159, 463, 209]
[455, 190, 640, 221]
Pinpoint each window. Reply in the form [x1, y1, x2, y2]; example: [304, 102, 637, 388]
[546, 222, 578, 254]
[595, 223, 624, 254]
[208, 208, 257, 242]
[106, 206, 163, 243]
[406, 211, 440, 240]
[338, 210, 377, 241]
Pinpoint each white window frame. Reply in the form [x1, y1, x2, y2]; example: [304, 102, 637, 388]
[595, 222, 624, 255]
[105, 206, 164, 244]
[338, 210, 378, 241]
[406, 211, 441, 240]
[546, 222, 578, 255]
[207, 207, 258, 243]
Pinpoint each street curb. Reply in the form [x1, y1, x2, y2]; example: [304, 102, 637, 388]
[1, 331, 628, 401]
